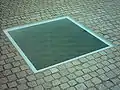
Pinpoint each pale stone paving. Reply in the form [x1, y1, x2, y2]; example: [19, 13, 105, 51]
[1, 0, 120, 90]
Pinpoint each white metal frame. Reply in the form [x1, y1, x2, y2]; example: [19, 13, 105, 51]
[3, 16, 114, 73]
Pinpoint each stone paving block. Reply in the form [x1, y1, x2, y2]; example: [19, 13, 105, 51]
[51, 86, 61, 90]
[111, 78, 120, 84]
[0, 66, 4, 71]
[74, 70, 84, 76]
[72, 60, 81, 65]
[34, 85, 44, 90]
[89, 65, 98, 71]
[59, 69, 69, 76]
[50, 68, 59, 73]
[103, 66, 110, 72]
[96, 63, 104, 68]
[14, 55, 23, 61]
[52, 79, 61, 86]
[105, 71, 116, 79]
[82, 68, 91, 73]
[52, 73, 61, 79]
[59, 76, 69, 83]
[17, 84, 28, 90]
[102, 61, 110, 66]
[2, 69, 12, 76]
[7, 53, 15, 58]
[84, 80, 94, 88]
[108, 64, 117, 70]
[96, 84, 107, 90]
[75, 83, 87, 90]
[5, 58, 15, 63]
[60, 83, 70, 89]
[0, 84, 8, 90]
[83, 74, 92, 80]
[17, 78, 27, 84]
[91, 77, 102, 85]
[67, 67, 76, 73]
[112, 68, 120, 75]
[96, 69, 105, 75]
[43, 70, 52, 76]
[67, 87, 76, 90]
[16, 71, 27, 78]
[104, 81, 114, 88]
[75, 65, 83, 70]
[11, 67, 21, 73]
[27, 81, 37, 87]
[12, 61, 21, 67]
[4, 63, 12, 69]
[65, 62, 74, 68]
[90, 71, 98, 77]
[82, 63, 90, 68]
[88, 87, 97, 90]
[0, 55, 7, 60]
[99, 74, 109, 81]
[0, 77, 8, 84]
[93, 53, 101, 58]
[67, 73, 76, 80]
[68, 80, 77, 86]
[88, 60, 97, 65]
[44, 75, 54, 82]
[79, 57, 88, 63]
[43, 82, 52, 89]
[0, 60, 5, 65]
[20, 64, 29, 70]
[8, 74, 17, 82]
[76, 77, 85, 83]
[35, 72, 44, 79]
[7, 81, 18, 88]
[111, 85, 120, 90]
[86, 55, 95, 60]
[26, 75, 36, 81]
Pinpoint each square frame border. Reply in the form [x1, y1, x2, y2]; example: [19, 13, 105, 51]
[3, 16, 114, 73]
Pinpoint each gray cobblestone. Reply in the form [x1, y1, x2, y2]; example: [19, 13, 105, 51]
[36, 78, 45, 85]
[60, 83, 70, 89]
[59, 76, 69, 83]
[67, 73, 76, 80]
[85, 80, 94, 88]
[91, 77, 102, 85]
[68, 80, 77, 86]
[16, 71, 27, 78]
[27, 81, 37, 87]
[4, 63, 12, 69]
[67, 87, 76, 90]
[17, 78, 27, 84]
[8, 74, 17, 81]
[76, 77, 85, 83]
[34, 85, 44, 90]
[75, 83, 87, 90]
[51, 86, 61, 90]
[26, 75, 36, 81]
[52, 79, 61, 86]
[83, 74, 92, 80]
[104, 80, 114, 88]
[7, 81, 17, 88]
[17, 84, 28, 90]
[44, 75, 54, 82]
[11, 67, 21, 73]
[105, 71, 116, 79]
[12, 61, 21, 67]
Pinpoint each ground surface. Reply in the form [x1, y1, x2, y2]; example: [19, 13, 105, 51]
[0, 0, 120, 90]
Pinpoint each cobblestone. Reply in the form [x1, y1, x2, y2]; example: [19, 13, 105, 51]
[1, 0, 120, 90]
[60, 83, 70, 89]
[7, 81, 17, 88]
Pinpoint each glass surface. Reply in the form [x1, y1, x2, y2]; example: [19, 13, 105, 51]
[9, 18, 108, 70]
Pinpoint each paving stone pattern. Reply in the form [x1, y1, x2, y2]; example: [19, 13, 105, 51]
[1, 0, 120, 90]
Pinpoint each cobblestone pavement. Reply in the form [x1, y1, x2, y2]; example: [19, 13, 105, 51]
[1, 0, 120, 90]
